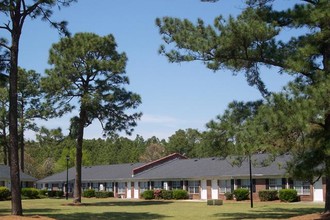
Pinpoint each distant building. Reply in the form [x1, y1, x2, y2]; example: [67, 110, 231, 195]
[0, 165, 37, 188]
[37, 153, 325, 202]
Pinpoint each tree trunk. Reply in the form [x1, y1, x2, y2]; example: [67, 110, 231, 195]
[19, 124, 24, 172]
[9, 32, 22, 216]
[73, 106, 86, 203]
[9, 1, 23, 215]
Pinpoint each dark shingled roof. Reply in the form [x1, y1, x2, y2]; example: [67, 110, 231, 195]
[0, 165, 37, 181]
[132, 154, 290, 180]
[37, 162, 145, 183]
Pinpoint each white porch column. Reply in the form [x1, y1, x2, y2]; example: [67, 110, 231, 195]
[134, 182, 139, 199]
[127, 181, 132, 199]
[211, 180, 219, 199]
[201, 180, 207, 200]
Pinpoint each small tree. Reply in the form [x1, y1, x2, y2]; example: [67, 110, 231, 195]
[42, 32, 142, 203]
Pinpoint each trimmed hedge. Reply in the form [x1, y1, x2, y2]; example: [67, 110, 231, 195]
[258, 190, 278, 201]
[233, 188, 249, 201]
[21, 188, 39, 199]
[172, 190, 188, 200]
[83, 189, 95, 198]
[0, 187, 10, 201]
[141, 190, 154, 200]
[95, 191, 114, 198]
[279, 189, 298, 202]
[161, 190, 173, 200]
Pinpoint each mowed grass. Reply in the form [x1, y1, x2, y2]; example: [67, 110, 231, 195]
[0, 198, 324, 220]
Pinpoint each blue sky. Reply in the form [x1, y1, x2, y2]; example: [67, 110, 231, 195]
[20, 0, 296, 140]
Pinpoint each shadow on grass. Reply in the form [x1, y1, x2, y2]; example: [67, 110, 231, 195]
[46, 211, 169, 220]
[81, 200, 173, 207]
[212, 207, 323, 219]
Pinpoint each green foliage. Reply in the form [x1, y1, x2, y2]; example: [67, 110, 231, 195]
[233, 188, 250, 201]
[224, 192, 234, 200]
[83, 189, 95, 198]
[141, 190, 154, 200]
[172, 190, 189, 200]
[161, 190, 173, 200]
[21, 188, 40, 199]
[0, 187, 10, 201]
[279, 189, 298, 203]
[95, 191, 113, 198]
[258, 190, 278, 201]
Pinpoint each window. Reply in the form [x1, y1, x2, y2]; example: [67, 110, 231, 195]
[241, 179, 250, 189]
[106, 182, 113, 192]
[219, 180, 231, 193]
[294, 180, 310, 195]
[188, 181, 200, 194]
[269, 178, 282, 190]
[172, 181, 182, 190]
[153, 181, 162, 189]
[118, 182, 126, 194]
[139, 182, 148, 193]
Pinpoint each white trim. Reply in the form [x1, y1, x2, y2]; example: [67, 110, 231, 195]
[201, 180, 207, 200]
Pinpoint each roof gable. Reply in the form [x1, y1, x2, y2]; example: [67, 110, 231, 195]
[132, 153, 187, 176]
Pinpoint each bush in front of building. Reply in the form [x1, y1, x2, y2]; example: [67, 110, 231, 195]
[83, 189, 95, 198]
[233, 188, 250, 201]
[0, 187, 10, 201]
[172, 190, 189, 200]
[161, 190, 173, 200]
[224, 192, 234, 200]
[258, 190, 278, 201]
[279, 189, 298, 202]
[141, 190, 154, 200]
[21, 188, 40, 199]
[95, 191, 113, 198]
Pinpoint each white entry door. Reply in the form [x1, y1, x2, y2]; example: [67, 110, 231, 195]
[313, 178, 323, 202]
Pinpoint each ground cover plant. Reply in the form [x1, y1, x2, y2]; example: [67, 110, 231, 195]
[0, 198, 325, 220]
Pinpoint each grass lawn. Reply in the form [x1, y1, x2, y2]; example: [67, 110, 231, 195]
[0, 198, 325, 220]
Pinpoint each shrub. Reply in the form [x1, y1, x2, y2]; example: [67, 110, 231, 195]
[172, 190, 189, 200]
[47, 191, 56, 198]
[83, 189, 95, 198]
[108, 191, 114, 197]
[95, 191, 111, 198]
[233, 188, 250, 201]
[154, 189, 162, 199]
[21, 188, 39, 199]
[258, 190, 278, 201]
[141, 190, 154, 200]
[161, 190, 173, 200]
[56, 191, 64, 198]
[0, 187, 10, 201]
[279, 189, 298, 202]
[39, 189, 48, 196]
[224, 192, 234, 200]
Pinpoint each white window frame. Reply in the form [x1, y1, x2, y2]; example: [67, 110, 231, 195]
[106, 182, 113, 192]
[139, 181, 148, 193]
[269, 178, 282, 190]
[153, 181, 162, 190]
[241, 179, 250, 189]
[188, 181, 200, 194]
[172, 181, 181, 190]
[219, 179, 231, 193]
[294, 180, 310, 195]
[117, 182, 126, 194]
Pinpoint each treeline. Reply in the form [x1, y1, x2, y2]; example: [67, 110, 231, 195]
[3, 127, 225, 180]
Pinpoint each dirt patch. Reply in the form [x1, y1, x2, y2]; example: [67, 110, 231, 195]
[289, 213, 330, 220]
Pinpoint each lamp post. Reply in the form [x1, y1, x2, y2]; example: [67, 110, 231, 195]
[249, 154, 253, 208]
[66, 155, 70, 200]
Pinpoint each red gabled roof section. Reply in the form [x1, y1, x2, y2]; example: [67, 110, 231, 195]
[132, 153, 187, 176]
